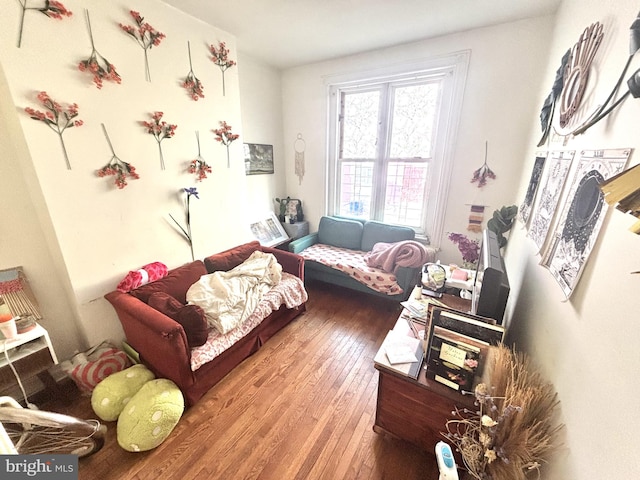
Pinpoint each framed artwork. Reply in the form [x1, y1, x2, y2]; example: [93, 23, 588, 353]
[250, 212, 289, 247]
[540, 148, 631, 298]
[518, 152, 548, 225]
[244, 143, 274, 175]
[527, 150, 575, 252]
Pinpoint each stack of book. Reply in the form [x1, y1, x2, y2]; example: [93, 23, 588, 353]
[424, 306, 504, 393]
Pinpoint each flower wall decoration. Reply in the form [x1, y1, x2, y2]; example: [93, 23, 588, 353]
[16, 0, 72, 48]
[119, 10, 165, 82]
[448, 232, 480, 267]
[142, 111, 177, 170]
[209, 41, 236, 96]
[188, 131, 212, 181]
[78, 9, 121, 89]
[471, 141, 496, 187]
[169, 187, 199, 261]
[183, 41, 204, 101]
[24, 91, 83, 170]
[213, 121, 239, 168]
[96, 123, 139, 189]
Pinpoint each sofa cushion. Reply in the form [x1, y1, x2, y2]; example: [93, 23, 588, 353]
[361, 220, 415, 252]
[147, 292, 209, 347]
[204, 241, 261, 273]
[129, 260, 206, 304]
[317, 216, 363, 250]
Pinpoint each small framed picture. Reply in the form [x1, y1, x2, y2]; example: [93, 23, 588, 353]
[249, 212, 289, 247]
[244, 143, 274, 175]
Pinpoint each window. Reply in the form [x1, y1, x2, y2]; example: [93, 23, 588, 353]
[326, 52, 469, 246]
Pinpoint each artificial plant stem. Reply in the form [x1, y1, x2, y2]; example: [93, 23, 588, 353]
[187, 41, 193, 71]
[196, 131, 201, 156]
[186, 195, 194, 261]
[573, 90, 631, 135]
[144, 49, 151, 82]
[85, 9, 95, 50]
[221, 71, 226, 96]
[58, 133, 71, 170]
[101, 123, 116, 155]
[17, 1, 27, 48]
[158, 142, 165, 170]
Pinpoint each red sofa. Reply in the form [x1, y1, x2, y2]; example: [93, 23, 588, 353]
[105, 241, 306, 406]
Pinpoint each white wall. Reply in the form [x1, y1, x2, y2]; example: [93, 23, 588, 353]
[281, 16, 555, 261]
[506, 0, 640, 477]
[0, 0, 252, 359]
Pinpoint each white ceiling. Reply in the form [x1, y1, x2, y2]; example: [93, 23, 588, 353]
[161, 0, 561, 69]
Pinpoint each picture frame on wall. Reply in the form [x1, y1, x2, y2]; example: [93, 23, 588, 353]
[249, 212, 289, 247]
[244, 143, 274, 175]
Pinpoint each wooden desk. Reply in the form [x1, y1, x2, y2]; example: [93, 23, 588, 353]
[373, 297, 475, 457]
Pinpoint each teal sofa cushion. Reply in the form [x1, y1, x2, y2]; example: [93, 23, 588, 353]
[361, 221, 415, 252]
[317, 216, 363, 250]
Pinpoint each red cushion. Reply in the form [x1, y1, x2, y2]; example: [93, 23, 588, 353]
[204, 241, 261, 273]
[129, 260, 206, 304]
[147, 292, 209, 347]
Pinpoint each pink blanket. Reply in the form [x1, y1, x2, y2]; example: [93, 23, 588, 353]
[364, 240, 435, 274]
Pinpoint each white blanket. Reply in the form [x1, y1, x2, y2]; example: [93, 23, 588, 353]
[186, 251, 282, 334]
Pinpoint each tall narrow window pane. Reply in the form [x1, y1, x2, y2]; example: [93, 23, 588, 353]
[338, 161, 374, 218]
[389, 83, 439, 158]
[383, 161, 428, 227]
[341, 91, 380, 159]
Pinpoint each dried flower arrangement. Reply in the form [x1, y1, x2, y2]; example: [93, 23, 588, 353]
[213, 121, 239, 167]
[169, 187, 199, 261]
[471, 141, 496, 187]
[78, 10, 121, 89]
[24, 91, 83, 170]
[448, 232, 480, 268]
[209, 41, 236, 96]
[16, 0, 72, 48]
[96, 124, 139, 189]
[443, 344, 562, 480]
[119, 10, 165, 82]
[142, 111, 177, 170]
[183, 41, 204, 101]
[188, 131, 212, 181]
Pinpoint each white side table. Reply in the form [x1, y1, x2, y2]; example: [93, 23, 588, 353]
[0, 323, 58, 400]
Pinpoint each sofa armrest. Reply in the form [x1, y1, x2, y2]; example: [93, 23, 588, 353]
[395, 265, 422, 292]
[261, 246, 305, 281]
[104, 290, 194, 389]
[288, 232, 318, 254]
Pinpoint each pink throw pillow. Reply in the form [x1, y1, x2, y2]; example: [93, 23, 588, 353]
[117, 262, 168, 293]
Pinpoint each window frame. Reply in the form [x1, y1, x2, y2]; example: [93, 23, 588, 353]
[325, 51, 470, 247]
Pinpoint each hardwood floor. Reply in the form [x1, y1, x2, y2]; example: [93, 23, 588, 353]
[45, 281, 440, 479]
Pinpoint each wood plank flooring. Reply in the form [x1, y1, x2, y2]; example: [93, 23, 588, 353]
[44, 280, 440, 479]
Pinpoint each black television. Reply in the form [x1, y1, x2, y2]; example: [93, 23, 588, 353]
[471, 229, 510, 324]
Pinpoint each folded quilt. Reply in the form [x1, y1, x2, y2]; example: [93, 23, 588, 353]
[190, 272, 307, 371]
[299, 243, 403, 295]
[364, 240, 434, 274]
[186, 251, 282, 334]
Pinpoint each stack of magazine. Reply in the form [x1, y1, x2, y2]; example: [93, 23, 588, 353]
[424, 305, 504, 393]
[374, 323, 424, 380]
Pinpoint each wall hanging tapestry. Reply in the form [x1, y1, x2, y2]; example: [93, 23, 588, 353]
[183, 41, 204, 100]
[294, 133, 305, 185]
[541, 148, 631, 298]
[142, 111, 177, 170]
[527, 150, 575, 252]
[15, 0, 72, 48]
[119, 10, 165, 82]
[467, 205, 485, 233]
[189, 131, 211, 181]
[209, 41, 236, 96]
[213, 121, 239, 168]
[96, 123, 140, 189]
[518, 153, 548, 226]
[79, 9, 121, 89]
[24, 91, 83, 170]
[244, 143, 274, 175]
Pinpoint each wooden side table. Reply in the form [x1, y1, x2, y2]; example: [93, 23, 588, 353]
[0, 323, 58, 401]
